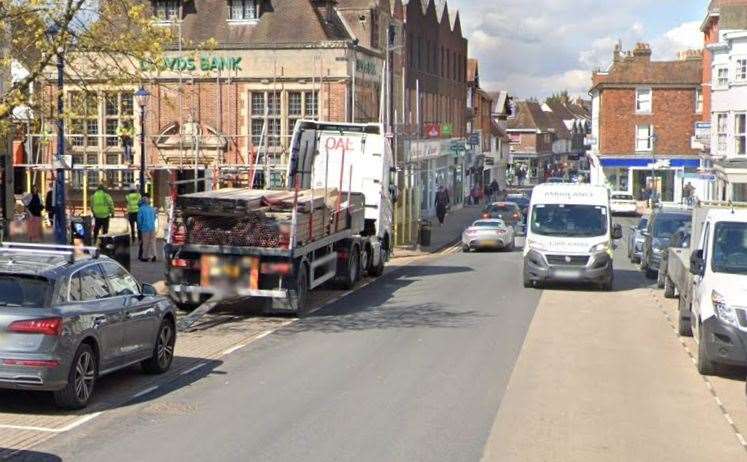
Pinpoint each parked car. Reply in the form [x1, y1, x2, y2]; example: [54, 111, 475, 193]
[610, 193, 638, 216]
[627, 216, 649, 263]
[481, 202, 523, 232]
[0, 243, 176, 409]
[657, 225, 691, 296]
[462, 219, 515, 252]
[641, 208, 692, 279]
[505, 194, 530, 229]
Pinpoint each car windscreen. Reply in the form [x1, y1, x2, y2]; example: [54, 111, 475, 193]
[531, 204, 608, 237]
[488, 205, 515, 212]
[507, 197, 529, 207]
[0, 275, 50, 307]
[652, 214, 691, 238]
[712, 222, 747, 275]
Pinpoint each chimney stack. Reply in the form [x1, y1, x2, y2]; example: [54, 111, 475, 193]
[632, 42, 652, 61]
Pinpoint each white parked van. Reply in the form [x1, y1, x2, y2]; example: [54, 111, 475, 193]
[523, 183, 623, 290]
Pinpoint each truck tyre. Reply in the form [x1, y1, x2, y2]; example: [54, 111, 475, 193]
[54, 343, 97, 410]
[289, 264, 309, 315]
[677, 296, 692, 337]
[369, 247, 386, 277]
[696, 321, 717, 375]
[656, 267, 665, 289]
[664, 276, 676, 299]
[337, 246, 360, 290]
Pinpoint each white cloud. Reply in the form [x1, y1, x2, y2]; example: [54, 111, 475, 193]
[448, 0, 704, 99]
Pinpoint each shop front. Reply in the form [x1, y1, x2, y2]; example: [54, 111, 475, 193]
[600, 157, 701, 202]
[714, 160, 747, 202]
[409, 138, 466, 218]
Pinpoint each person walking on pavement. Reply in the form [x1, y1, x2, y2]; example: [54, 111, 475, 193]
[137, 194, 158, 262]
[26, 186, 44, 242]
[91, 184, 115, 242]
[125, 186, 142, 242]
[683, 182, 696, 206]
[489, 179, 500, 202]
[44, 184, 55, 227]
[435, 185, 450, 226]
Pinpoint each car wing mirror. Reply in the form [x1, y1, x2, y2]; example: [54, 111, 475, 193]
[689, 250, 705, 276]
[141, 283, 158, 297]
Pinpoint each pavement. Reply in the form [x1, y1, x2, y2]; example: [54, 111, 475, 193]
[5, 216, 747, 461]
[393, 205, 485, 259]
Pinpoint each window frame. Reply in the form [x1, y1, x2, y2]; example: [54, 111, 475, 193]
[716, 112, 729, 154]
[228, 0, 259, 22]
[715, 66, 729, 88]
[695, 87, 703, 114]
[66, 263, 114, 303]
[153, 0, 180, 22]
[635, 124, 653, 152]
[736, 58, 747, 83]
[736, 112, 747, 155]
[635, 87, 652, 114]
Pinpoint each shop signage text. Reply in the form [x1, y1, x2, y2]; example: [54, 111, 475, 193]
[140, 55, 243, 73]
[356, 59, 378, 76]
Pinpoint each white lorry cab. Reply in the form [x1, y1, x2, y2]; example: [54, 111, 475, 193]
[523, 183, 623, 290]
[687, 203, 747, 374]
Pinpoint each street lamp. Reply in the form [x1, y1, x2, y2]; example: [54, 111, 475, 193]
[650, 132, 658, 204]
[135, 87, 150, 195]
[46, 24, 67, 244]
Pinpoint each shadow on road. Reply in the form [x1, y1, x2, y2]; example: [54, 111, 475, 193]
[282, 265, 486, 333]
[536, 269, 651, 293]
[4, 448, 62, 461]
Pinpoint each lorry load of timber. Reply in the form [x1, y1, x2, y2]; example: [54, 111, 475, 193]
[175, 187, 365, 249]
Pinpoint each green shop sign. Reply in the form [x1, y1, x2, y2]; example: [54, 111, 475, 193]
[355, 59, 378, 76]
[141, 55, 243, 73]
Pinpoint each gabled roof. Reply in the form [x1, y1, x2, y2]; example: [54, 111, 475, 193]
[488, 91, 511, 116]
[507, 101, 570, 139]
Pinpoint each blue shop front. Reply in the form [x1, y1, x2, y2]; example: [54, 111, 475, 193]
[600, 156, 702, 203]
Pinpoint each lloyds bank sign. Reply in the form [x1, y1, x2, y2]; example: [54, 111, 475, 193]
[140, 55, 243, 73]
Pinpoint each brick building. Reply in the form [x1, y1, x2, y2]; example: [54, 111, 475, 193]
[402, 0, 468, 216]
[703, 0, 747, 201]
[33, 0, 403, 209]
[590, 43, 703, 202]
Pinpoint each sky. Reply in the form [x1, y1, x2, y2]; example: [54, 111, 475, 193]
[446, 0, 707, 100]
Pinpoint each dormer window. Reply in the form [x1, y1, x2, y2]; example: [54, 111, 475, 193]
[229, 0, 259, 21]
[154, 0, 179, 22]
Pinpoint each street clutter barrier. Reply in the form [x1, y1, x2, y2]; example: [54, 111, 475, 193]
[419, 219, 432, 247]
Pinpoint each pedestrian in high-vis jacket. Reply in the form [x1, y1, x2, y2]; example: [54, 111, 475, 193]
[91, 184, 114, 241]
[125, 186, 142, 242]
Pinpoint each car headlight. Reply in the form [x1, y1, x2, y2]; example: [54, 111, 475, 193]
[589, 242, 610, 253]
[712, 290, 739, 328]
[526, 239, 547, 252]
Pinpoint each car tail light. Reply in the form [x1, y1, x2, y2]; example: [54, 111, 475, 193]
[2, 359, 60, 368]
[8, 318, 62, 336]
[170, 258, 199, 269]
[481, 213, 490, 219]
[260, 262, 293, 275]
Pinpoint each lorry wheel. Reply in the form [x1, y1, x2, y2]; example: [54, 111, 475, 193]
[696, 321, 717, 375]
[289, 264, 309, 315]
[656, 268, 665, 289]
[337, 247, 360, 290]
[677, 297, 692, 337]
[369, 248, 386, 277]
[664, 276, 676, 299]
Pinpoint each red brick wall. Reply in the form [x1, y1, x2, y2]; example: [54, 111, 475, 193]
[599, 87, 699, 156]
[702, 17, 719, 120]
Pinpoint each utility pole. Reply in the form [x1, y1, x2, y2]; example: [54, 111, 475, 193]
[53, 48, 67, 244]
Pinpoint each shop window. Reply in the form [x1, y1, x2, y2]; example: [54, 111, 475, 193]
[229, 0, 258, 21]
[154, 0, 179, 22]
[716, 113, 728, 153]
[736, 113, 747, 155]
[635, 125, 652, 151]
[635, 88, 651, 113]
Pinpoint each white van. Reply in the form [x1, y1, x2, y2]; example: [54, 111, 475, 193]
[523, 183, 623, 290]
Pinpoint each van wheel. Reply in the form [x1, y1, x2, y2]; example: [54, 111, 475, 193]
[664, 276, 676, 299]
[54, 344, 97, 410]
[696, 321, 717, 375]
[656, 268, 665, 289]
[677, 296, 692, 337]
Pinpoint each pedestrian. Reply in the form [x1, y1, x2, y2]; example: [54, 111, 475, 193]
[91, 184, 115, 242]
[470, 184, 480, 206]
[683, 182, 696, 206]
[137, 194, 158, 262]
[125, 186, 142, 242]
[26, 186, 44, 242]
[489, 179, 500, 201]
[44, 185, 54, 227]
[435, 185, 450, 226]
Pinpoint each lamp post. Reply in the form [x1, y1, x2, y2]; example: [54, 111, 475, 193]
[650, 132, 658, 205]
[46, 23, 67, 245]
[135, 87, 150, 195]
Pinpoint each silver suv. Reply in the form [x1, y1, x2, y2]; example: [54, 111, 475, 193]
[0, 243, 176, 409]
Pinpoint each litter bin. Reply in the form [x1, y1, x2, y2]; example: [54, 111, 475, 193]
[418, 219, 432, 247]
[99, 233, 131, 271]
[70, 216, 93, 246]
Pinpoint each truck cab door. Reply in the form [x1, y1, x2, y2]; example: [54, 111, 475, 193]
[692, 222, 711, 331]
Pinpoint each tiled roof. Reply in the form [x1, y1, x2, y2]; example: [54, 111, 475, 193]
[508, 101, 570, 139]
[177, 0, 352, 47]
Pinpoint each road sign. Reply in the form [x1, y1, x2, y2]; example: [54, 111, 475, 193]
[468, 133, 480, 146]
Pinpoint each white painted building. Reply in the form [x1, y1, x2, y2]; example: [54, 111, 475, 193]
[709, 25, 747, 201]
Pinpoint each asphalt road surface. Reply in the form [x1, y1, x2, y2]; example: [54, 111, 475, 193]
[32, 242, 542, 462]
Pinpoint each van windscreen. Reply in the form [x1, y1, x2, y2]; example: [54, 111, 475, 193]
[531, 204, 608, 237]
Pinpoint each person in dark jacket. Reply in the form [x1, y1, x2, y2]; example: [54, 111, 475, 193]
[26, 186, 44, 242]
[435, 185, 450, 226]
[44, 187, 55, 227]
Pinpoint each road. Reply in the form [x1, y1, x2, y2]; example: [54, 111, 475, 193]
[15, 218, 747, 461]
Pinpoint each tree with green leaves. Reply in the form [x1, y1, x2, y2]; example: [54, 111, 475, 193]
[545, 90, 571, 106]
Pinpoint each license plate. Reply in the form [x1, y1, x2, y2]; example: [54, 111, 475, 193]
[554, 269, 578, 278]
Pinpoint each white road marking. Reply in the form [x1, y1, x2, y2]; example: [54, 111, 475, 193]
[131, 385, 159, 399]
[180, 362, 209, 376]
[221, 343, 248, 356]
[0, 412, 102, 433]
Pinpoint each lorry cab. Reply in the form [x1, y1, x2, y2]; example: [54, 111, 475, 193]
[289, 120, 395, 254]
[688, 207, 747, 373]
[523, 183, 622, 290]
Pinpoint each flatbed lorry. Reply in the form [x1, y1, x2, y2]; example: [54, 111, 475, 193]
[666, 201, 747, 374]
[165, 121, 396, 324]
